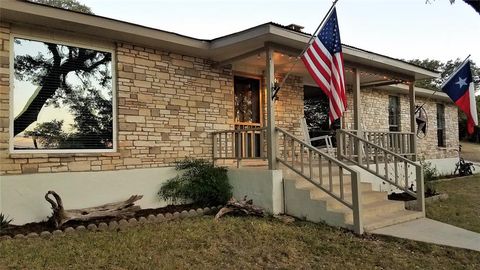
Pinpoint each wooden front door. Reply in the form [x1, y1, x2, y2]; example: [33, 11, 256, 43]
[234, 75, 262, 158]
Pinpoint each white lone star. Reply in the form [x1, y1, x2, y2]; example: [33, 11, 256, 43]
[455, 77, 468, 88]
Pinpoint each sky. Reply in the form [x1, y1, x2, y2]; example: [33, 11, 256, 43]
[80, 0, 480, 64]
[13, 38, 112, 143]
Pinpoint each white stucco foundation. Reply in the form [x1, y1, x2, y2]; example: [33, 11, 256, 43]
[1, 166, 287, 225]
[227, 168, 284, 214]
[0, 167, 178, 225]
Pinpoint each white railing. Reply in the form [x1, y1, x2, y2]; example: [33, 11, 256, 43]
[337, 130, 424, 212]
[212, 127, 267, 166]
[345, 130, 416, 159]
[276, 127, 364, 234]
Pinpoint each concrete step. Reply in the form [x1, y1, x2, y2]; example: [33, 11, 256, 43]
[280, 165, 351, 180]
[294, 179, 372, 194]
[282, 166, 424, 234]
[329, 200, 406, 223]
[362, 210, 424, 232]
[312, 190, 388, 208]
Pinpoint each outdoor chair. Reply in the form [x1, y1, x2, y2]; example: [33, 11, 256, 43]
[300, 117, 335, 156]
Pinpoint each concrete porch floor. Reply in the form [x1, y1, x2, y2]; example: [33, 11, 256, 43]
[371, 218, 480, 252]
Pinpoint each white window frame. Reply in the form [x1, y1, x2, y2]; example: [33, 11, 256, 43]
[9, 34, 117, 154]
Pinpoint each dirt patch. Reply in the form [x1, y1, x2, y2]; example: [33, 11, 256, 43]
[1, 203, 206, 237]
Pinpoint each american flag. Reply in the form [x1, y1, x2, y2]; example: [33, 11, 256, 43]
[301, 8, 347, 124]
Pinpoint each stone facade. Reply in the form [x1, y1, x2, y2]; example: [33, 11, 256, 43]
[270, 75, 304, 138]
[0, 23, 11, 173]
[415, 96, 459, 159]
[0, 22, 459, 176]
[342, 87, 459, 160]
[0, 23, 306, 175]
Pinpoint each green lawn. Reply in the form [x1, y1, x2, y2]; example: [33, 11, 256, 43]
[427, 174, 480, 233]
[460, 141, 480, 163]
[0, 216, 479, 269]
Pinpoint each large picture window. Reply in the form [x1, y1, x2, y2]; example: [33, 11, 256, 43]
[11, 37, 114, 152]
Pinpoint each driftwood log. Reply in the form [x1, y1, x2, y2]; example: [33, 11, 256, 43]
[215, 196, 264, 220]
[45, 191, 143, 228]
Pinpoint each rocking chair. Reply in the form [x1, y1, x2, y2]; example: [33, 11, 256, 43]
[300, 117, 335, 155]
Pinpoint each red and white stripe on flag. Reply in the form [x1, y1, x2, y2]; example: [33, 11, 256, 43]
[301, 8, 347, 124]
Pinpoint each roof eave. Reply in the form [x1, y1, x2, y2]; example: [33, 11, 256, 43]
[1, 0, 210, 56]
[1, 1, 441, 80]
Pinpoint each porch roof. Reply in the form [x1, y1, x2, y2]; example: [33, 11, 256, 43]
[2, 0, 440, 82]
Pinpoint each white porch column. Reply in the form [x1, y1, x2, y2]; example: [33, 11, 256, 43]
[409, 82, 417, 161]
[265, 45, 277, 170]
[352, 68, 363, 165]
[353, 68, 361, 131]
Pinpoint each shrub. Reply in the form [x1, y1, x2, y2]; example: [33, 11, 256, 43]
[158, 158, 232, 206]
[420, 158, 438, 182]
[419, 158, 438, 196]
[0, 213, 13, 233]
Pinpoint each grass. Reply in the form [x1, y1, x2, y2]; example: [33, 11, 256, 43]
[460, 141, 480, 163]
[1, 174, 479, 269]
[427, 174, 480, 233]
[0, 216, 479, 269]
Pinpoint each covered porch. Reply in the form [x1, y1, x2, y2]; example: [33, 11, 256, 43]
[210, 29, 439, 234]
[212, 38, 439, 166]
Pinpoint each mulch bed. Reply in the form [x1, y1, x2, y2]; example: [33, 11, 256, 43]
[1, 203, 203, 237]
[388, 191, 440, 201]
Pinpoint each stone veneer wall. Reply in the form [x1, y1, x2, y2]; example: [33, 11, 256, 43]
[271, 75, 304, 138]
[0, 23, 306, 175]
[342, 87, 459, 159]
[0, 23, 10, 173]
[415, 96, 459, 159]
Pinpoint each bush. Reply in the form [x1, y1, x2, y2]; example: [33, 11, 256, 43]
[420, 158, 438, 196]
[0, 213, 12, 233]
[420, 158, 438, 182]
[158, 158, 232, 206]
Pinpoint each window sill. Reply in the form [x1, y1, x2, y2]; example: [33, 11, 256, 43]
[9, 152, 122, 159]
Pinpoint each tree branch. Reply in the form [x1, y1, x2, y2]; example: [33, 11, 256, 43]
[13, 46, 111, 136]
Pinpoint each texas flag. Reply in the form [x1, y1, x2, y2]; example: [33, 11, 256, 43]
[441, 60, 478, 134]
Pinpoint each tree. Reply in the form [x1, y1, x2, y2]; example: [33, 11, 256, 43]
[28, 0, 93, 14]
[14, 41, 111, 135]
[454, 0, 480, 15]
[410, 58, 480, 143]
[409, 58, 480, 92]
[426, 0, 480, 15]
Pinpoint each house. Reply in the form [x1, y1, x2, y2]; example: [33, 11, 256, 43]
[0, 1, 460, 233]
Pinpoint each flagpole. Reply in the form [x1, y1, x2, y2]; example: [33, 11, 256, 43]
[415, 54, 471, 113]
[272, 0, 339, 99]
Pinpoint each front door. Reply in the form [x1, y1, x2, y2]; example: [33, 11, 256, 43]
[234, 75, 262, 157]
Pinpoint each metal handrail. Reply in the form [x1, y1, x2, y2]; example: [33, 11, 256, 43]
[340, 130, 417, 166]
[343, 129, 414, 135]
[345, 129, 416, 157]
[212, 127, 266, 135]
[337, 129, 425, 213]
[276, 127, 363, 234]
[212, 127, 267, 166]
[276, 128, 357, 174]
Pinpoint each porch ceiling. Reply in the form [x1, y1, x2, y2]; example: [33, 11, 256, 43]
[232, 51, 404, 88]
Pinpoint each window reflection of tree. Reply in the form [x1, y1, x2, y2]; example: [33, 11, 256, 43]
[13, 38, 112, 150]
